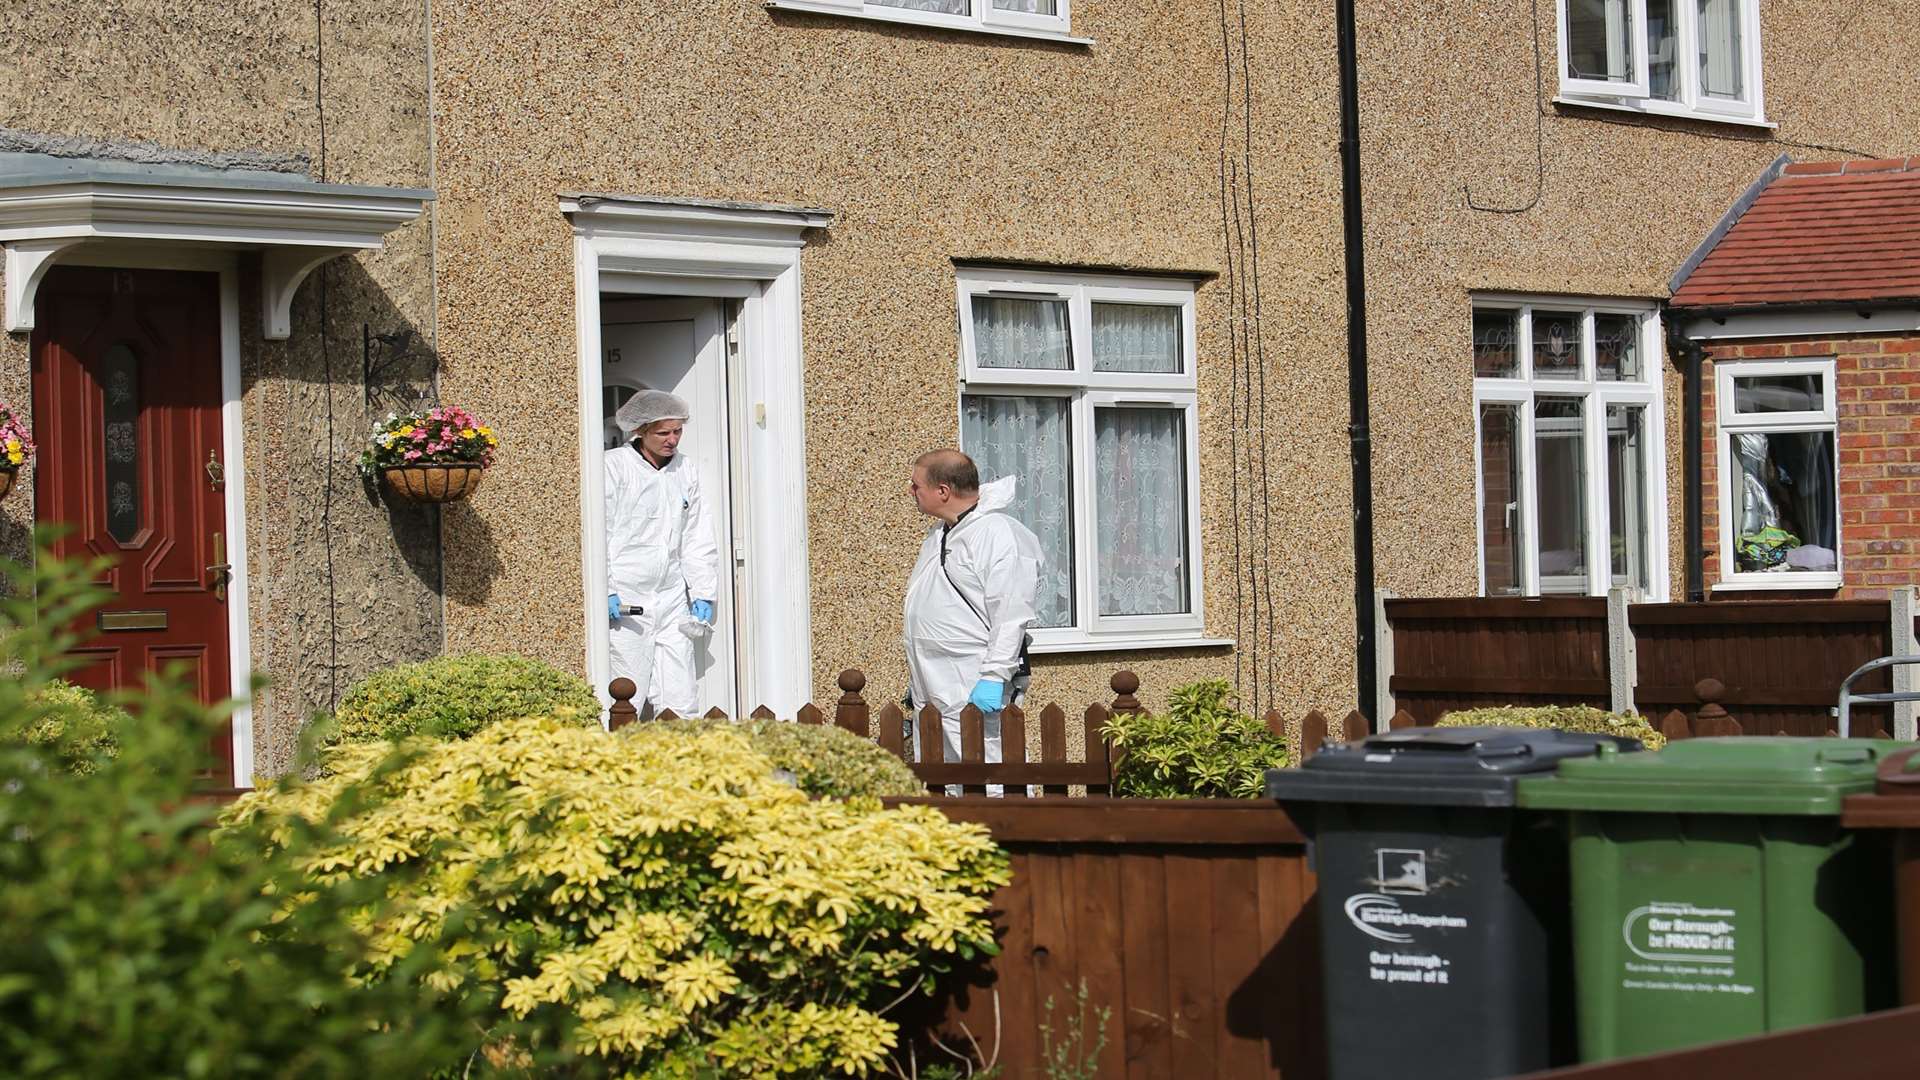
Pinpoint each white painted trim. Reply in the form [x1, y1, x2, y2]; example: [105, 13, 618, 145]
[567, 197, 821, 718]
[1680, 308, 1920, 341]
[764, 0, 1089, 45]
[1709, 574, 1841, 593]
[217, 266, 255, 787]
[1554, 0, 1765, 123]
[1028, 634, 1235, 655]
[1552, 96, 1778, 129]
[0, 179, 428, 336]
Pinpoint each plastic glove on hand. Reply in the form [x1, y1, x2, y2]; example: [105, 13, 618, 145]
[690, 599, 715, 624]
[608, 594, 623, 622]
[968, 678, 1005, 713]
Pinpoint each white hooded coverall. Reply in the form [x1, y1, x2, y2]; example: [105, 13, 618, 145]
[605, 444, 720, 715]
[903, 475, 1043, 764]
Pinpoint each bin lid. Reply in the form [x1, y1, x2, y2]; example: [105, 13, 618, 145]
[1516, 736, 1903, 816]
[1264, 726, 1640, 809]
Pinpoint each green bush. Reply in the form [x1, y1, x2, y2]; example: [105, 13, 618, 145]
[653, 717, 924, 799]
[1104, 679, 1292, 799]
[328, 652, 600, 744]
[18, 679, 128, 775]
[1436, 704, 1667, 750]
[227, 715, 1010, 1077]
[0, 544, 485, 1077]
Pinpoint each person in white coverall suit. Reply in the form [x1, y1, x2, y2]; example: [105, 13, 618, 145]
[606, 388, 720, 716]
[903, 448, 1042, 768]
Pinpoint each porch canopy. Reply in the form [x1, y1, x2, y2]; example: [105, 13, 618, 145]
[0, 150, 431, 339]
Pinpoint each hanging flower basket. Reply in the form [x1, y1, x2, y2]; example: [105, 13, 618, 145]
[359, 405, 498, 505]
[0, 402, 33, 503]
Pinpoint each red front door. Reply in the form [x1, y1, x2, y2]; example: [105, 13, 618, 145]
[31, 266, 234, 783]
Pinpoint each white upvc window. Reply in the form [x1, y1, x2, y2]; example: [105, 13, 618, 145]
[1556, 0, 1765, 124]
[956, 268, 1208, 651]
[1713, 359, 1841, 591]
[765, 0, 1078, 43]
[1472, 298, 1670, 600]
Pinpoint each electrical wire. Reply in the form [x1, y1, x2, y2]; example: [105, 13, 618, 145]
[315, 0, 341, 711]
[1217, 0, 1246, 702]
[1237, 0, 1278, 715]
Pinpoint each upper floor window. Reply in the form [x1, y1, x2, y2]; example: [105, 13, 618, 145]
[766, 0, 1078, 43]
[956, 268, 1204, 650]
[1557, 0, 1764, 124]
[1473, 298, 1669, 600]
[1715, 359, 1840, 590]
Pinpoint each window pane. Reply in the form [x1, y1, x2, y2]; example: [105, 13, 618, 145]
[1092, 303, 1181, 374]
[1473, 309, 1520, 378]
[873, 0, 969, 12]
[1607, 405, 1649, 590]
[1647, 0, 1678, 100]
[963, 395, 1073, 627]
[1531, 311, 1582, 380]
[972, 296, 1071, 371]
[101, 343, 140, 545]
[1734, 374, 1823, 414]
[1566, 0, 1636, 85]
[1729, 431, 1837, 573]
[1697, 0, 1745, 101]
[1594, 313, 1641, 381]
[1479, 402, 1526, 596]
[1535, 397, 1588, 592]
[994, 0, 1055, 10]
[1095, 408, 1190, 616]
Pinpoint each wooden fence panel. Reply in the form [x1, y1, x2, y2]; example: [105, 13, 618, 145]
[1385, 597, 1609, 724]
[901, 799, 1321, 1080]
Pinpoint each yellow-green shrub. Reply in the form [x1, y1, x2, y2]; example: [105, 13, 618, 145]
[651, 718, 924, 799]
[327, 653, 600, 744]
[225, 716, 1008, 1077]
[1436, 705, 1667, 750]
[18, 679, 128, 775]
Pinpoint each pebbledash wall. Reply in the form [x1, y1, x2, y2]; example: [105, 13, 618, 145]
[0, 0, 443, 779]
[1698, 334, 1920, 599]
[1354, 0, 1920, 606]
[428, 1, 1361, 717]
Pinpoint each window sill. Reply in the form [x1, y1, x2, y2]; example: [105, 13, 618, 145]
[764, 1, 1094, 46]
[1711, 574, 1842, 593]
[1553, 95, 1776, 130]
[1029, 634, 1236, 656]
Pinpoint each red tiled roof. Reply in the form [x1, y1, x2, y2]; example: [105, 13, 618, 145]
[1670, 157, 1920, 309]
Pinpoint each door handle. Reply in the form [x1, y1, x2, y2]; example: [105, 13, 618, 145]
[208, 531, 232, 602]
[206, 450, 225, 489]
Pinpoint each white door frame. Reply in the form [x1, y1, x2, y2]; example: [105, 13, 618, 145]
[53, 246, 255, 786]
[564, 195, 832, 719]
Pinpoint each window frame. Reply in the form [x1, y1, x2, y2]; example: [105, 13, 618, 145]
[1713, 358, 1842, 591]
[1554, 0, 1765, 124]
[957, 267, 1207, 650]
[1471, 297, 1671, 601]
[765, 0, 1080, 44]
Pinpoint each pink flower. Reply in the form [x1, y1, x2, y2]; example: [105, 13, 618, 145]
[403, 449, 423, 461]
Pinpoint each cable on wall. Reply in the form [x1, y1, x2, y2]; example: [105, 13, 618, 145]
[315, 0, 341, 711]
[1466, 0, 1547, 214]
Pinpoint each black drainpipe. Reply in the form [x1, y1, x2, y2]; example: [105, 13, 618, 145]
[1666, 313, 1707, 601]
[1335, 0, 1378, 719]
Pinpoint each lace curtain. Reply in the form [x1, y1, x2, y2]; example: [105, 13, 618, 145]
[1697, 0, 1743, 99]
[1092, 303, 1181, 373]
[972, 297, 1071, 370]
[962, 395, 1073, 627]
[1095, 408, 1189, 616]
[993, 0, 1057, 11]
[874, 0, 968, 12]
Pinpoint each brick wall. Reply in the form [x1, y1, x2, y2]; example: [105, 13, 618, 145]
[1702, 333, 1920, 598]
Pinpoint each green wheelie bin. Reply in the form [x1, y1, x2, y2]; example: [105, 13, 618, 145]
[1515, 737, 1900, 1062]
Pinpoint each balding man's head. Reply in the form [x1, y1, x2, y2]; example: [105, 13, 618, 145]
[914, 449, 979, 494]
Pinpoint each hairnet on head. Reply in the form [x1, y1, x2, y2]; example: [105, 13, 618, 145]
[615, 388, 691, 434]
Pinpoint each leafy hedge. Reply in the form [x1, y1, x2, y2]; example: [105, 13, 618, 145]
[652, 717, 924, 799]
[328, 653, 600, 744]
[1104, 679, 1292, 799]
[1436, 704, 1667, 749]
[19, 679, 128, 775]
[227, 716, 1009, 1076]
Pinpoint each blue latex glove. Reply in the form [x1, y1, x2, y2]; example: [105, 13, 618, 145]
[608, 594, 622, 622]
[968, 678, 1004, 713]
[690, 599, 715, 624]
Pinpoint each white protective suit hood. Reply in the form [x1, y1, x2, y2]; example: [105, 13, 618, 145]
[902, 474, 1042, 761]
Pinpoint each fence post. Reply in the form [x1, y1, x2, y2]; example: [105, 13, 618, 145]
[1110, 670, 1142, 715]
[1374, 589, 1397, 732]
[1694, 678, 1742, 737]
[1893, 587, 1917, 740]
[1607, 586, 1637, 716]
[607, 678, 639, 730]
[834, 669, 871, 737]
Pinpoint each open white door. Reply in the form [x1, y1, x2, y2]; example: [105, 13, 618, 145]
[601, 297, 741, 714]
